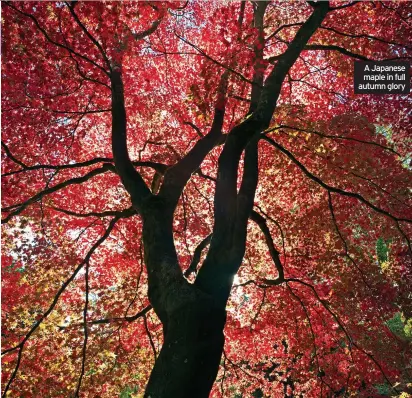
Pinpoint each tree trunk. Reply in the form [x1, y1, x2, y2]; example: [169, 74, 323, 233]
[144, 295, 226, 398]
[141, 198, 227, 397]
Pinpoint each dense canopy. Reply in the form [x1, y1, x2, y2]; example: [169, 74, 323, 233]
[1, 1, 412, 397]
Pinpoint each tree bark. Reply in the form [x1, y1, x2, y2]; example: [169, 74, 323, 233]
[141, 198, 226, 398]
[144, 294, 226, 398]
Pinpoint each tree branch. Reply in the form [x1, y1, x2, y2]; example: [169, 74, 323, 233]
[2, 157, 167, 178]
[195, 2, 330, 304]
[4, 2, 110, 76]
[50, 205, 136, 219]
[286, 285, 321, 375]
[249, 1, 269, 113]
[175, 33, 257, 86]
[183, 234, 212, 277]
[143, 315, 157, 361]
[74, 260, 90, 397]
[65, 2, 112, 71]
[327, 192, 372, 288]
[250, 210, 284, 282]
[329, 1, 360, 11]
[1, 217, 119, 397]
[111, 70, 153, 209]
[304, 44, 370, 60]
[262, 136, 411, 224]
[320, 25, 412, 50]
[1, 141, 28, 169]
[233, 138, 260, 254]
[184, 121, 203, 138]
[88, 305, 152, 325]
[266, 124, 401, 157]
[304, 44, 411, 61]
[285, 278, 400, 394]
[2, 164, 114, 224]
[132, 17, 163, 41]
[158, 71, 228, 208]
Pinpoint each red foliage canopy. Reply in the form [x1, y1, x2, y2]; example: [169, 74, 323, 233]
[1, 1, 411, 397]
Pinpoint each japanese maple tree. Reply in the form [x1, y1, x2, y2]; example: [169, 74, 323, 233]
[1, 1, 412, 397]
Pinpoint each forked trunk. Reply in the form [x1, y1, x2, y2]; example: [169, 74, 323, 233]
[141, 200, 227, 397]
